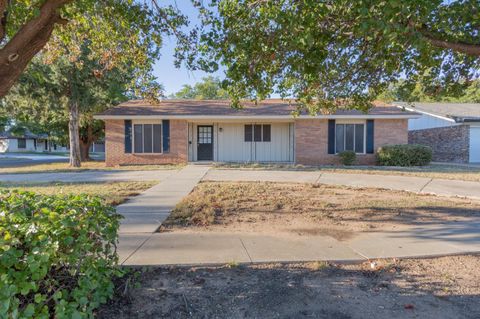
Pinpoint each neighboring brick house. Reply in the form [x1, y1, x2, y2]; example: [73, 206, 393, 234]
[94, 100, 418, 166]
[395, 102, 480, 163]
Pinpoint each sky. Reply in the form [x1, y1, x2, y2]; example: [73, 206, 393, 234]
[153, 1, 224, 96]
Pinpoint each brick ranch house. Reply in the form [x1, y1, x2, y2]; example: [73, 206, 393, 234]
[94, 100, 419, 166]
[395, 102, 480, 163]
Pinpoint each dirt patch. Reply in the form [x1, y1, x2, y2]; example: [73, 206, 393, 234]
[97, 255, 480, 319]
[161, 182, 480, 236]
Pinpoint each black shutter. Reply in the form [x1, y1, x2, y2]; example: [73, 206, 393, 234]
[124, 120, 132, 153]
[162, 120, 170, 153]
[366, 119, 374, 154]
[328, 119, 336, 154]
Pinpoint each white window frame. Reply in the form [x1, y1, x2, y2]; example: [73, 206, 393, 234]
[335, 120, 366, 155]
[132, 120, 163, 154]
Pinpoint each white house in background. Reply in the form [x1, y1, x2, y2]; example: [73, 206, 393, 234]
[395, 102, 480, 163]
[0, 129, 67, 153]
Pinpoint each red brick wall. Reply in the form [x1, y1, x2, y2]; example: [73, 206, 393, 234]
[104, 120, 188, 166]
[295, 119, 408, 165]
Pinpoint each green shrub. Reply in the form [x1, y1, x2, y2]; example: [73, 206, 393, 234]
[338, 150, 356, 166]
[376, 144, 433, 166]
[0, 190, 122, 319]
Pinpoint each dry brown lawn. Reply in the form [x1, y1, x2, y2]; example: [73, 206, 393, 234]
[0, 181, 157, 206]
[0, 161, 183, 174]
[163, 181, 480, 238]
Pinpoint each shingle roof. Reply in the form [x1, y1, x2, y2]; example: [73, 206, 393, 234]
[96, 99, 418, 118]
[394, 102, 480, 122]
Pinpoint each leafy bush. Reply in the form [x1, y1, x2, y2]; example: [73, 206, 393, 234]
[377, 144, 433, 166]
[338, 150, 356, 166]
[0, 191, 122, 319]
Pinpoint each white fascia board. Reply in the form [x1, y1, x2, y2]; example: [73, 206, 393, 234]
[94, 114, 420, 120]
[393, 104, 455, 122]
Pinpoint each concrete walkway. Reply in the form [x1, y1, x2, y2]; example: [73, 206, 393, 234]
[117, 165, 210, 233]
[116, 165, 211, 263]
[204, 169, 480, 199]
[120, 219, 480, 266]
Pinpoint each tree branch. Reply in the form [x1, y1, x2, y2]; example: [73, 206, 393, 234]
[413, 23, 480, 56]
[421, 33, 480, 56]
[0, 0, 71, 97]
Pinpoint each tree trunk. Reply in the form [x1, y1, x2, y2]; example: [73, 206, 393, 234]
[68, 101, 81, 167]
[80, 141, 91, 162]
[0, 0, 70, 98]
[79, 125, 93, 162]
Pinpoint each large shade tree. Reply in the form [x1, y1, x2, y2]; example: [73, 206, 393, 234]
[3, 45, 151, 161]
[183, 0, 480, 112]
[1, 0, 189, 166]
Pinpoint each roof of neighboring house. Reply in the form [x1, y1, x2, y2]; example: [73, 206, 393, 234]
[394, 102, 480, 123]
[0, 129, 48, 139]
[95, 99, 419, 120]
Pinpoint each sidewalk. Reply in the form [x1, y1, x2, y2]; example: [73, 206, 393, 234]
[119, 219, 480, 266]
[117, 165, 210, 233]
[204, 169, 480, 199]
[116, 165, 211, 263]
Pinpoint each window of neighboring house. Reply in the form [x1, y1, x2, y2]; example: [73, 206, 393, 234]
[133, 123, 162, 153]
[244, 124, 271, 142]
[335, 123, 365, 154]
[17, 138, 26, 149]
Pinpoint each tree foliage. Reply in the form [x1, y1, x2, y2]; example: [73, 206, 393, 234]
[170, 76, 229, 100]
[0, 0, 189, 98]
[3, 43, 153, 160]
[2, 0, 189, 166]
[183, 0, 480, 112]
[378, 79, 480, 103]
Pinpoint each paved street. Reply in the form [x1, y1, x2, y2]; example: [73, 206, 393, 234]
[0, 153, 68, 167]
[0, 169, 177, 182]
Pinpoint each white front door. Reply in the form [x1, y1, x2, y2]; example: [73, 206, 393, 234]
[470, 126, 480, 163]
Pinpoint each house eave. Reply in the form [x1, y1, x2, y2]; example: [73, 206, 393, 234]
[393, 103, 456, 123]
[94, 114, 420, 121]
